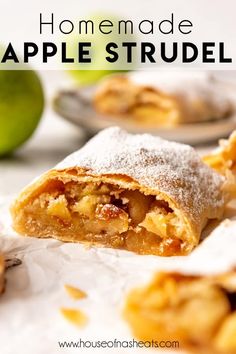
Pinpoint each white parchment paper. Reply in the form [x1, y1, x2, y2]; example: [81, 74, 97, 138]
[1, 196, 236, 354]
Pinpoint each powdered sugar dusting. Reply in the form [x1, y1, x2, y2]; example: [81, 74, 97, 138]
[57, 127, 225, 224]
[129, 71, 233, 115]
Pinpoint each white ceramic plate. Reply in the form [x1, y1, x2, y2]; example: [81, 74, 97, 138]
[53, 85, 236, 145]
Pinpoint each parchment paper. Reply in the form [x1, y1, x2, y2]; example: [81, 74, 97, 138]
[1, 195, 236, 354]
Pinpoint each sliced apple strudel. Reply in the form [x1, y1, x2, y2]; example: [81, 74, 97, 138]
[11, 127, 226, 256]
[124, 270, 236, 354]
[94, 73, 233, 126]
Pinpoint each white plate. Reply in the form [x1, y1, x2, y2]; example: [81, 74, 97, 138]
[53, 86, 236, 145]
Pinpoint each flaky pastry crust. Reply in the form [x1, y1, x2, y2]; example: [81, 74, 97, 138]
[11, 127, 226, 256]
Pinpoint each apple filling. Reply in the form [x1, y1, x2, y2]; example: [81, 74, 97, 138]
[20, 180, 189, 255]
[94, 77, 180, 126]
[124, 272, 236, 352]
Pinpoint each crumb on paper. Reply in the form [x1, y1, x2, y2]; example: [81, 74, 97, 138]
[64, 284, 87, 300]
[60, 308, 88, 327]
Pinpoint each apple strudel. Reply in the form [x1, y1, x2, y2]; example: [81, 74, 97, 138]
[124, 270, 236, 354]
[11, 127, 226, 256]
[94, 73, 233, 126]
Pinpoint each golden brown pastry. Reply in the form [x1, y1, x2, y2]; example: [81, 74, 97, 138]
[11, 127, 226, 256]
[204, 131, 236, 175]
[124, 270, 236, 354]
[0, 254, 5, 294]
[203, 130, 236, 198]
[94, 74, 233, 126]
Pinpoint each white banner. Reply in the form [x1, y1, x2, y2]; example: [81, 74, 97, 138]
[0, 0, 235, 70]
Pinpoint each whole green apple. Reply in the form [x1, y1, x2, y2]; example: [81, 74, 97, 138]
[0, 70, 44, 156]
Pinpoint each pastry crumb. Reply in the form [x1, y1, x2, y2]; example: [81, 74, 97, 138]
[64, 284, 87, 300]
[60, 307, 88, 327]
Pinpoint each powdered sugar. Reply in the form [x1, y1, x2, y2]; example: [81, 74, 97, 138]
[129, 71, 233, 117]
[57, 127, 225, 223]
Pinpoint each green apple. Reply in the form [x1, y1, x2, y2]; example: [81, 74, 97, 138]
[0, 69, 44, 156]
[66, 13, 136, 85]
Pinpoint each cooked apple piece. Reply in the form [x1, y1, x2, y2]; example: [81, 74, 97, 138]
[47, 195, 71, 220]
[214, 313, 236, 352]
[73, 194, 111, 218]
[124, 270, 236, 353]
[121, 190, 153, 225]
[12, 179, 192, 255]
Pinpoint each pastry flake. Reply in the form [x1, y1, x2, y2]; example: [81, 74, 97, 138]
[94, 74, 233, 126]
[11, 127, 226, 256]
[124, 270, 236, 354]
[60, 307, 88, 327]
[64, 284, 87, 300]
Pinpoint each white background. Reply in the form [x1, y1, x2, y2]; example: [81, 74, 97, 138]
[0, 0, 236, 69]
